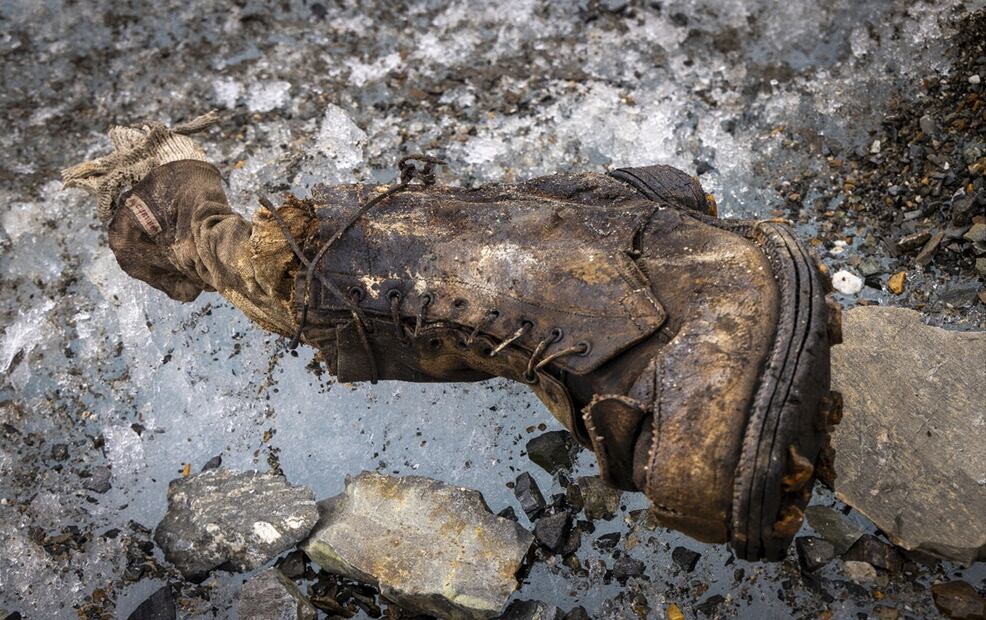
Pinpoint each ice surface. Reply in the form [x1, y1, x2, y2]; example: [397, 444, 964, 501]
[246, 80, 292, 113]
[1, 0, 982, 617]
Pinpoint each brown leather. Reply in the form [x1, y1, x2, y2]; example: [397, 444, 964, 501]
[105, 160, 830, 554]
[300, 179, 666, 376]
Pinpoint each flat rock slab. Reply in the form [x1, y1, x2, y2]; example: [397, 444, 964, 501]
[238, 568, 317, 620]
[301, 472, 533, 620]
[154, 469, 318, 580]
[831, 306, 986, 564]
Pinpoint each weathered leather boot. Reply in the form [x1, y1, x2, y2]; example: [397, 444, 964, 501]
[66, 120, 840, 561]
[279, 164, 840, 561]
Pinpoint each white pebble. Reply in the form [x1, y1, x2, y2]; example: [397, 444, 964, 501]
[831, 270, 863, 295]
[970, 74, 981, 85]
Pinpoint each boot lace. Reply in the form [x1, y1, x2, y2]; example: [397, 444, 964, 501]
[264, 155, 445, 383]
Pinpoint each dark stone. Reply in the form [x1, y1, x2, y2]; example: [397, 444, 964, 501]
[201, 455, 222, 471]
[796, 536, 835, 572]
[804, 506, 864, 554]
[238, 568, 317, 620]
[576, 476, 622, 521]
[563, 607, 591, 620]
[498, 506, 519, 522]
[696, 594, 726, 617]
[557, 523, 582, 556]
[565, 483, 584, 514]
[276, 549, 307, 580]
[50, 443, 68, 461]
[525, 431, 577, 474]
[534, 511, 570, 552]
[931, 581, 986, 620]
[514, 472, 547, 519]
[842, 535, 904, 573]
[672, 546, 701, 572]
[951, 194, 978, 226]
[896, 230, 931, 252]
[939, 280, 981, 308]
[497, 600, 564, 620]
[84, 466, 112, 494]
[594, 532, 621, 551]
[126, 586, 176, 620]
[612, 555, 646, 583]
[914, 230, 945, 266]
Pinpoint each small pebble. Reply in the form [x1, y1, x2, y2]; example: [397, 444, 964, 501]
[831, 270, 863, 295]
[666, 603, 685, 620]
[844, 560, 877, 584]
[970, 74, 981, 85]
[888, 272, 906, 294]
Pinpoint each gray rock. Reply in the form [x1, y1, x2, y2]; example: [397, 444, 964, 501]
[671, 546, 701, 572]
[275, 550, 308, 580]
[858, 256, 884, 277]
[896, 230, 931, 252]
[563, 607, 591, 620]
[795, 536, 835, 572]
[612, 555, 646, 583]
[84, 466, 112, 494]
[497, 600, 564, 620]
[843, 534, 904, 573]
[939, 280, 982, 308]
[951, 194, 978, 226]
[534, 511, 570, 552]
[301, 472, 533, 620]
[964, 222, 986, 244]
[695, 595, 726, 617]
[804, 505, 864, 554]
[153, 469, 318, 580]
[50, 443, 68, 461]
[126, 586, 175, 620]
[525, 431, 577, 474]
[514, 472, 547, 519]
[919, 113, 938, 137]
[576, 476, 622, 521]
[238, 568, 317, 620]
[831, 307, 986, 563]
[914, 230, 945, 266]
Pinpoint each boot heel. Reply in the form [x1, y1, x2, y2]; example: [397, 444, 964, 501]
[730, 221, 833, 561]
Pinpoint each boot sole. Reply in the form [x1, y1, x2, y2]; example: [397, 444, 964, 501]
[724, 221, 839, 561]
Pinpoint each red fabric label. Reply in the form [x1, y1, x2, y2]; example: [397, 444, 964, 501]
[125, 194, 162, 236]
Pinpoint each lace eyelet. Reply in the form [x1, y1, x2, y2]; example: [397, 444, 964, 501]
[521, 370, 539, 384]
[348, 286, 365, 302]
[549, 327, 564, 343]
[576, 341, 592, 356]
[452, 298, 469, 310]
[387, 289, 402, 301]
